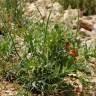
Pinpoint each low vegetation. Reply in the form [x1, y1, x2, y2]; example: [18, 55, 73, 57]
[0, 0, 96, 96]
[57, 0, 96, 15]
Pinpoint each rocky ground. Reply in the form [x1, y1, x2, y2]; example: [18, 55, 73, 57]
[0, 77, 18, 96]
[25, 0, 96, 46]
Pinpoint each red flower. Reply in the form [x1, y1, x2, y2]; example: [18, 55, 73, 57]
[69, 50, 78, 57]
[75, 87, 82, 96]
[65, 42, 70, 49]
[75, 87, 81, 93]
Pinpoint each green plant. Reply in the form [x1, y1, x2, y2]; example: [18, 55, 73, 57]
[57, 0, 96, 15]
[16, 88, 29, 96]
[4, 20, 93, 95]
[0, 0, 95, 96]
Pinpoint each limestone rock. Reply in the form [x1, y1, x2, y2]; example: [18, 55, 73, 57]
[25, 0, 63, 22]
